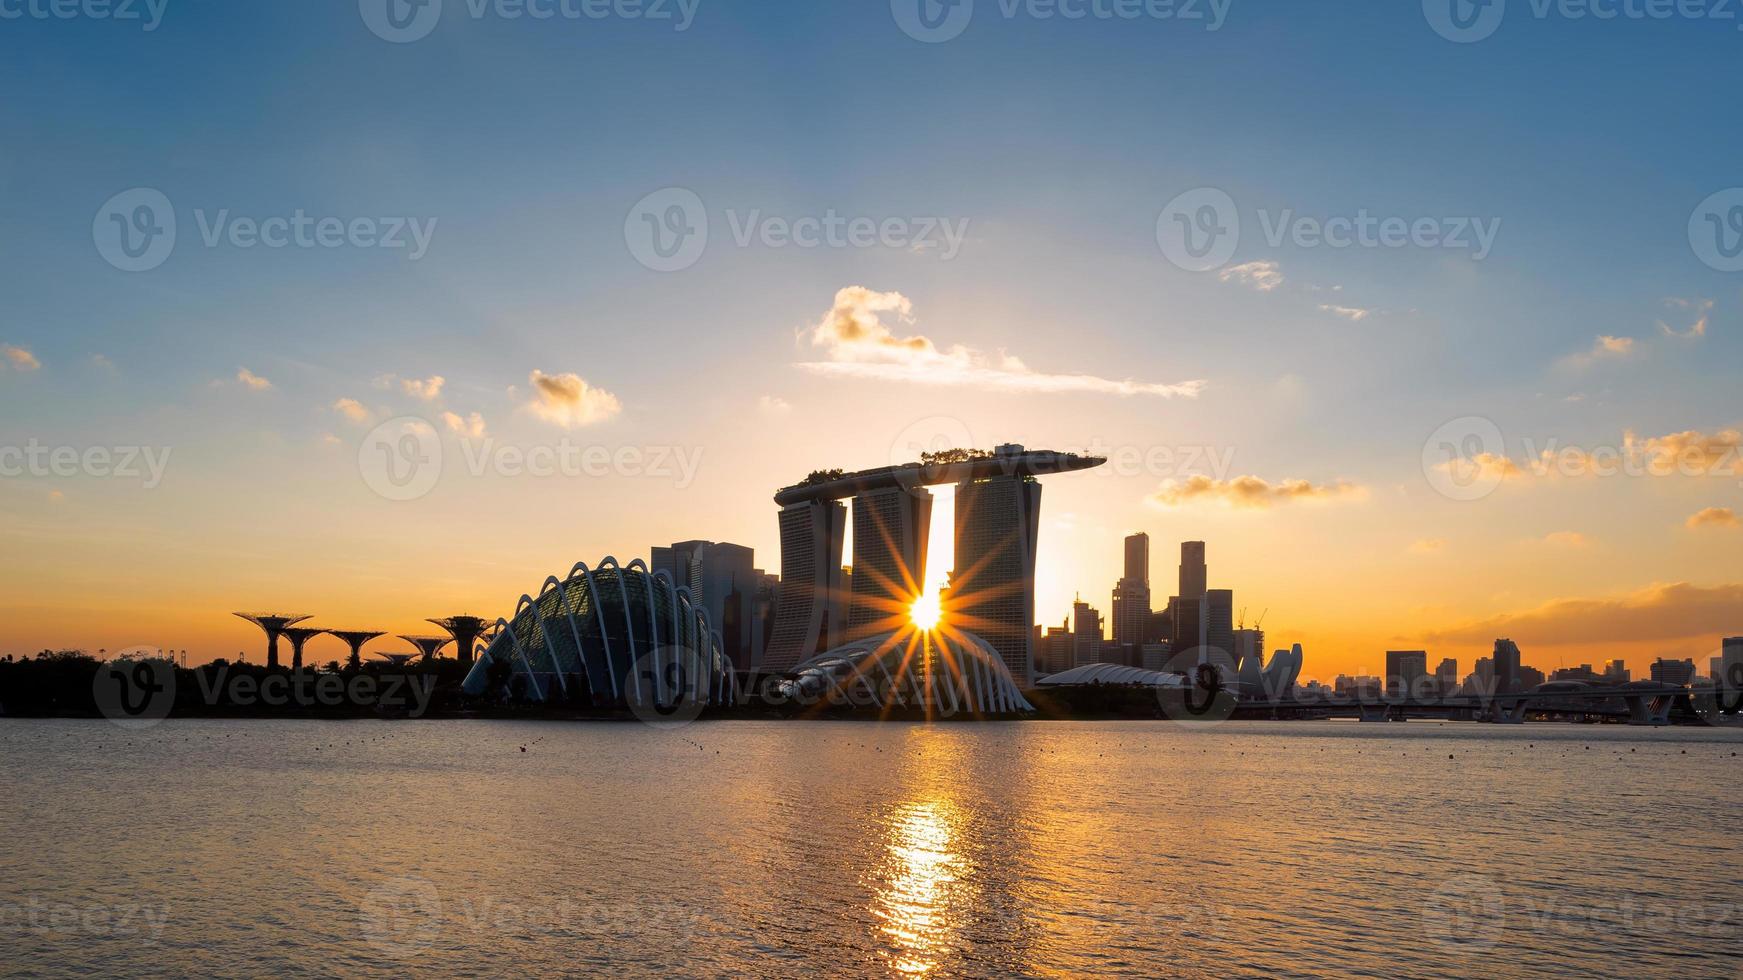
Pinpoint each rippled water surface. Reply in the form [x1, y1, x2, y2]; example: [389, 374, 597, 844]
[3, 719, 1740, 978]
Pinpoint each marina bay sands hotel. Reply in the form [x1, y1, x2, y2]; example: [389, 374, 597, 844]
[762, 444, 1105, 686]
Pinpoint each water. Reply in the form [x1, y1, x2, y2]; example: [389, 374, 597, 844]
[2, 719, 1739, 978]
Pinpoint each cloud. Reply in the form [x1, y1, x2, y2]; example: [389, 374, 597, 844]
[1318, 304, 1372, 321]
[1626, 427, 1742, 475]
[798, 286, 1205, 398]
[402, 376, 446, 401]
[758, 395, 792, 414]
[1540, 531, 1591, 548]
[1218, 260, 1284, 292]
[235, 367, 274, 391]
[3, 345, 41, 372]
[525, 370, 621, 428]
[1150, 474, 1368, 509]
[1657, 297, 1713, 339]
[321, 433, 343, 447]
[1424, 581, 1743, 647]
[1562, 335, 1636, 369]
[90, 353, 116, 373]
[441, 411, 487, 438]
[1410, 538, 1447, 555]
[332, 398, 371, 424]
[1687, 507, 1740, 530]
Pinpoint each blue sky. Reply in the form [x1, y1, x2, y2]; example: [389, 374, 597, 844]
[1, 0, 1739, 673]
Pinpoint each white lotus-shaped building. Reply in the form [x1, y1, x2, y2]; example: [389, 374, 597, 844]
[461, 557, 739, 710]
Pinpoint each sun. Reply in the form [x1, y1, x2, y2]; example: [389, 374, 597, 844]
[909, 591, 943, 632]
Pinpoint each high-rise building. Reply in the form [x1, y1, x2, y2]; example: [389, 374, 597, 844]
[1602, 658, 1629, 684]
[1112, 532, 1152, 648]
[651, 540, 764, 672]
[1169, 595, 1200, 662]
[1435, 658, 1458, 696]
[1386, 650, 1429, 698]
[1179, 541, 1207, 602]
[1492, 639, 1523, 695]
[1071, 597, 1103, 667]
[762, 500, 847, 672]
[1199, 589, 1234, 666]
[845, 486, 933, 642]
[1038, 619, 1075, 677]
[952, 456, 1044, 685]
[1722, 637, 1743, 690]
[1124, 532, 1150, 583]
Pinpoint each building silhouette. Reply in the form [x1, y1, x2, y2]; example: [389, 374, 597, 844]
[1199, 589, 1234, 666]
[762, 500, 847, 672]
[1650, 657, 1696, 686]
[1435, 657, 1459, 695]
[1722, 637, 1743, 690]
[1170, 541, 1208, 659]
[652, 540, 767, 672]
[952, 460, 1043, 684]
[845, 487, 932, 642]
[1385, 650, 1428, 697]
[1071, 597, 1102, 668]
[1111, 532, 1151, 648]
[1493, 639, 1523, 694]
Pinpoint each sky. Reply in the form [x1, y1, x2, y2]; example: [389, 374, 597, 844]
[1, 0, 1739, 679]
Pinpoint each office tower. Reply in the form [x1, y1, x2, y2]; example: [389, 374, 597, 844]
[1723, 637, 1743, 690]
[1650, 657, 1696, 686]
[1198, 589, 1235, 665]
[846, 486, 933, 642]
[1146, 607, 1171, 645]
[1039, 619, 1075, 677]
[651, 540, 763, 671]
[1435, 658, 1458, 696]
[952, 457, 1044, 685]
[1179, 541, 1207, 601]
[1169, 595, 1200, 661]
[1234, 629, 1265, 688]
[1386, 650, 1429, 698]
[763, 500, 847, 672]
[1492, 639, 1523, 695]
[1601, 658, 1629, 684]
[1141, 642, 1172, 671]
[1125, 532, 1150, 582]
[1072, 597, 1102, 667]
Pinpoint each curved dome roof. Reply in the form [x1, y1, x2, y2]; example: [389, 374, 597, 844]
[461, 557, 738, 710]
[1036, 663, 1190, 688]
[784, 630, 1033, 715]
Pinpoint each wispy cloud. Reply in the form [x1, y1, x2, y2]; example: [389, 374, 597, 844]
[1686, 506, 1740, 530]
[1150, 474, 1368, 509]
[524, 370, 621, 428]
[1540, 531, 1591, 548]
[1657, 297, 1713, 339]
[1218, 260, 1284, 292]
[1561, 335, 1636, 369]
[757, 395, 792, 414]
[4, 345, 42, 372]
[236, 367, 273, 391]
[402, 375, 445, 401]
[797, 286, 1205, 398]
[1318, 304, 1372, 321]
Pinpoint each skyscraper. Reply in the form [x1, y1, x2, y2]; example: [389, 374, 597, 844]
[1124, 532, 1150, 583]
[1722, 637, 1743, 691]
[1199, 589, 1234, 666]
[763, 500, 847, 672]
[1072, 597, 1103, 667]
[1386, 650, 1429, 698]
[651, 540, 763, 672]
[845, 486, 933, 642]
[1111, 531, 1152, 648]
[1179, 541, 1207, 602]
[1492, 639, 1523, 695]
[1435, 657, 1458, 696]
[952, 456, 1043, 685]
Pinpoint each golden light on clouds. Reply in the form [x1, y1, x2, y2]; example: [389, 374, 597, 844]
[1150, 474, 1368, 509]
[525, 370, 621, 428]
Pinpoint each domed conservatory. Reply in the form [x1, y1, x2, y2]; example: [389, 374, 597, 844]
[783, 629, 1034, 716]
[461, 558, 739, 710]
